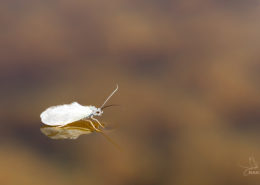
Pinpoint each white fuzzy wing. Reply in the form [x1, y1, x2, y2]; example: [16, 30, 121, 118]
[40, 102, 92, 126]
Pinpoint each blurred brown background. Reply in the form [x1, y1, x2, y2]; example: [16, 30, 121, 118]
[1, 0, 260, 185]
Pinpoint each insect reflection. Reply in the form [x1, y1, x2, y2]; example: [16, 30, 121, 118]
[41, 120, 121, 150]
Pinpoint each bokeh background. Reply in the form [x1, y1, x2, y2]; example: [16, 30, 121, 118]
[1, 0, 260, 184]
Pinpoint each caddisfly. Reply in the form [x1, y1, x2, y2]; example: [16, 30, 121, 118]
[40, 84, 119, 132]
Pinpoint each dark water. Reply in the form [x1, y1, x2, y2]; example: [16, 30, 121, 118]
[0, 0, 260, 184]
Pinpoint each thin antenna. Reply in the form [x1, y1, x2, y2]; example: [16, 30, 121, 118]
[99, 131, 122, 151]
[100, 84, 119, 109]
[101, 104, 120, 110]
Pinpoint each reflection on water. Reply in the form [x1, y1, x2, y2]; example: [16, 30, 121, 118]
[1, 0, 260, 184]
[40, 120, 122, 151]
[40, 120, 99, 140]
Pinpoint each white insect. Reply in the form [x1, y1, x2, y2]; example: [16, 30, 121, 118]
[40, 84, 119, 131]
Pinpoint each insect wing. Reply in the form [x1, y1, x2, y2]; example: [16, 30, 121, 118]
[40, 102, 92, 126]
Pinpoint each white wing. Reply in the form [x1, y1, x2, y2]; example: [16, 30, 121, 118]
[40, 102, 92, 126]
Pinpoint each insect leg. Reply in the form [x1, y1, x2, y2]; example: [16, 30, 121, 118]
[84, 119, 101, 132]
[91, 115, 105, 128]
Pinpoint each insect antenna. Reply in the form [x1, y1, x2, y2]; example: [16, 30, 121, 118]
[99, 131, 122, 151]
[101, 104, 120, 110]
[100, 84, 119, 109]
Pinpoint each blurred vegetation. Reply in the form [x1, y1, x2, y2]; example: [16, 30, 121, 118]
[0, 0, 260, 185]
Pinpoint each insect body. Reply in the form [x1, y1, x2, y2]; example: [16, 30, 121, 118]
[40, 84, 119, 131]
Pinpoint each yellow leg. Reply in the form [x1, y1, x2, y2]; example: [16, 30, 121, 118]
[84, 119, 101, 132]
[91, 116, 105, 128]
